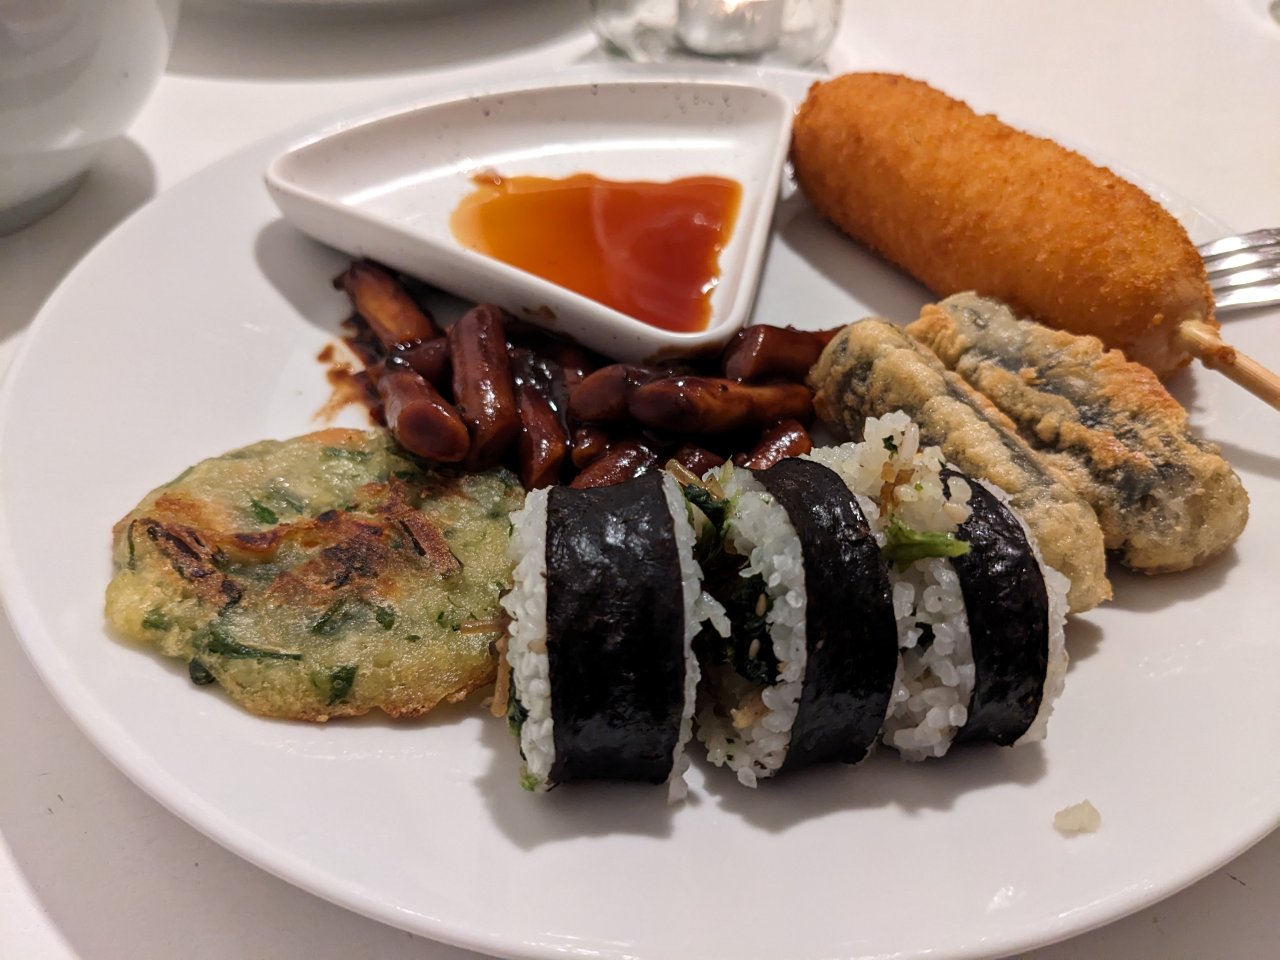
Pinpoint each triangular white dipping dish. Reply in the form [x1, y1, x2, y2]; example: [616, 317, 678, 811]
[265, 76, 792, 361]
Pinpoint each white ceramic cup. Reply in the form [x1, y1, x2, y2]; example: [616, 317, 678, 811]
[0, 0, 181, 234]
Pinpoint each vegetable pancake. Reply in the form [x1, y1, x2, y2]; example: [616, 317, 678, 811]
[105, 428, 523, 721]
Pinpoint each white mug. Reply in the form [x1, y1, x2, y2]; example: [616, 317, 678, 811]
[0, 0, 181, 234]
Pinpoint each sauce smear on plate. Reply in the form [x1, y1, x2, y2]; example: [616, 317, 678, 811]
[450, 173, 742, 333]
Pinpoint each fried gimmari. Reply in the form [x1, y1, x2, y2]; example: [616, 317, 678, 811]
[809, 318, 1111, 612]
[908, 294, 1248, 572]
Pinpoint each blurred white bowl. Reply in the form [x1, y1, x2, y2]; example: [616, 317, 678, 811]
[0, 0, 181, 234]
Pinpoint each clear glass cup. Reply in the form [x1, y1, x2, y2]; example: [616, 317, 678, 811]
[590, 0, 839, 68]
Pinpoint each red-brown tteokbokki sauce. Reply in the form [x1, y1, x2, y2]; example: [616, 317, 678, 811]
[450, 172, 742, 334]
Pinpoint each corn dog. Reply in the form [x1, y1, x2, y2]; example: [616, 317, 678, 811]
[791, 73, 1216, 378]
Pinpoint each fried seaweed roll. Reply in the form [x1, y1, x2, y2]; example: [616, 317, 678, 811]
[909, 293, 1248, 573]
[809, 316, 1110, 612]
[501, 472, 714, 799]
[693, 458, 898, 787]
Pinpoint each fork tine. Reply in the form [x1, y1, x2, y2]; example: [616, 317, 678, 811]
[1203, 244, 1280, 276]
[1214, 283, 1280, 313]
[1209, 264, 1280, 291]
[1197, 228, 1280, 258]
[1200, 229, 1280, 312]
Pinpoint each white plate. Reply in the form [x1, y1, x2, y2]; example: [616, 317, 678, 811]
[1, 64, 1277, 960]
[266, 78, 791, 360]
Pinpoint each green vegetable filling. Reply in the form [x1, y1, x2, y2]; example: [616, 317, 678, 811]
[309, 664, 358, 704]
[329, 665, 357, 704]
[249, 499, 279, 525]
[205, 623, 302, 661]
[682, 482, 775, 686]
[311, 598, 355, 636]
[309, 597, 400, 636]
[716, 572, 778, 686]
[681, 483, 730, 564]
[506, 679, 528, 739]
[322, 446, 372, 463]
[882, 517, 970, 570]
[699, 554, 778, 687]
[683, 483, 729, 532]
[141, 608, 170, 631]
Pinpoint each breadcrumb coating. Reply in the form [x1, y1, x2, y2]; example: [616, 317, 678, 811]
[791, 72, 1216, 377]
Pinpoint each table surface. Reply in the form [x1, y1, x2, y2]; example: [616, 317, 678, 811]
[2, 1, 1277, 957]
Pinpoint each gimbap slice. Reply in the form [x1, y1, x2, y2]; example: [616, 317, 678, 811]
[807, 414, 977, 760]
[878, 468, 1069, 757]
[500, 472, 712, 799]
[694, 458, 898, 787]
[807, 411, 1068, 759]
[943, 469, 1069, 747]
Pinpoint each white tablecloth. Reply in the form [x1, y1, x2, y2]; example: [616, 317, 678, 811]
[2, 1, 1277, 957]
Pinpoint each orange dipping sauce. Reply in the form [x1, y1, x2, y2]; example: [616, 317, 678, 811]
[450, 173, 742, 333]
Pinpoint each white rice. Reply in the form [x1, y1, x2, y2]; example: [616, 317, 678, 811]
[806, 410, 971, 539]
[696, 465, 808, 788]
[881, 558, 974, 760]
[1053, 798, 1102, 835]
[660, 473, 718, 803]
[501, 487, 554, 791]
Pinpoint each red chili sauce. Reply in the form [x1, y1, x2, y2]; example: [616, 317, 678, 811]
[449, 172, 742, 333]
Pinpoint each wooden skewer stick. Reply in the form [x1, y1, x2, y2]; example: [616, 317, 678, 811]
[1175, 319, 1280, 410]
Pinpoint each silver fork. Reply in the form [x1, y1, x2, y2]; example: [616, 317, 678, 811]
[1198, 228, 1280, 312]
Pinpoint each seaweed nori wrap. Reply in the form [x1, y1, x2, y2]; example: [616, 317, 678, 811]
[696, 459, 898, 785]
[532, 474, 689, 784]
[942, 467, 1050, 745]
[755, 459, 898, 770]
